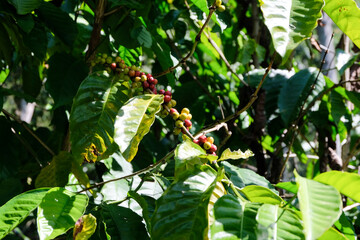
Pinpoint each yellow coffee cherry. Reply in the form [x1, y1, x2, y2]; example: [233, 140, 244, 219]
[134, 76, 141, 82]
[141, 75, 147, 82]
[207, 136, 214, 144]
[172, 112, 180, 120]
[215, 0, 222, 6]
[217, 5, 226, 12]
[173, 127, 181, 135]
[179, 113, 188, 121]
[203, 141, 212, 150]
[186, 114, 192, 120]
[181, 108, 190, 115]
[170, 99, 177, 107]
[175, 120, 184, 128]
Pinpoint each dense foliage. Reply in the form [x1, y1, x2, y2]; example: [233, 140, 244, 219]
[1, 0, 360, 239]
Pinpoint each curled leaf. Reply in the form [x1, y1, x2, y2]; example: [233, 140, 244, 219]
[218, 148, 254, 162]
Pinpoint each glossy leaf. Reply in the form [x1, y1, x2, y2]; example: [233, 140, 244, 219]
[318, 227, 348, 240]
[73, 214, 97, 240]
[0, 188, 49, 239]
[260, 0, 323, 62]
[324, 0, 360, 49]
[151, 165, 217, 240]
[174, 139, 216, 178]
[7, 0, 41, 14]
[256, 204, 304, 240]
[37, 187, 88, 240]
[333, 213, 356, 240]
[118, 45, 142, 67]
[35, 151, 73, 188]
[314, 171, 360, 203]
[210, 195, 260, 240]
[70, 71, 130, 162]
[278, 68, 325, 126]
[242, 185, 284, 205]
[222, 161, 277, 193]
[101, 203, 149, 239]
[275, 181, 298, 194]
[114, 94, 163, 162]
[295, 172, 342, 240]
[218, 148, 254, 162]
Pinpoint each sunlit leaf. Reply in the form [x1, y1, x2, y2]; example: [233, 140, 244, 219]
[218, 148, 254, 162]
[73, 214, 97, 240]
[275, 181, 298, 194]
[37, 187, 88, 240]
[242, 185, 284, 205]
[114, 94, 163, 162]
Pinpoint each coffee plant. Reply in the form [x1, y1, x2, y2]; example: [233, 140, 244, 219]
[1, 0, 360, 239]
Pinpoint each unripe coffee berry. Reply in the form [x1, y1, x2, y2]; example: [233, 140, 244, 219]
[134, 76, 141, 82]
[170, 99, 176, 107]
[179, 113, 188, 121]
[129, 70, 135, 77]
[173, 127, 181, 135]
[175, 120, 184, 128]
[141, 75, 147, 82]
[181, 108, 190, 115]
[203, 141, 212, 150]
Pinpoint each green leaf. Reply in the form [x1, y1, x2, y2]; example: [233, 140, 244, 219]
[7, 0, 41, 14]
[256, 204, 304, 240]
[324, 0, 360, 49]
[278, 68, 325, 126]
[260, 0, 323, 63]
[0, 188, 49, 239]
[70, 71, 130, 162]
[45, 53, 88, 109]
[118, 45, 142, 67]
[37, 187, 88, 240]
[318, 227, 348, 240]
[275, 181, 298, 194]
[330, 91, 346, 125]
[210, 195, 261, 240]
[101, 203, 149, 240]
[333, 213, 356, 240]
[295, 171, 342, 240]
[314, 171, 360, 203]
[218, 148, 254, 161]
[174, 139, 217, 179]
[73, 214, 97, 240]
[35, 151, 73, 188]
[222, 161, 277, 193]
[37, 2, 78, 46]
[22, 56, 41, 98]
[127, 191, 152, 234]
[114, 94, 163, 162]
[241, 185, 284, 205]
[151, 165, 217, 240]
[131, 25, 152, 48]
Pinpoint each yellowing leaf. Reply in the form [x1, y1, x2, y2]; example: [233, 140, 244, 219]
[73, 214, 97, 240]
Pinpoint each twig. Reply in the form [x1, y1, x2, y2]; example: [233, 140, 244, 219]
[77, 149, 175, 193]
[154, 2, 217, 78]
[2, 109, 55, 156]
[343, 202, 360, 212]
[204, 31, 248, 86]
[104, 6, 123, 17]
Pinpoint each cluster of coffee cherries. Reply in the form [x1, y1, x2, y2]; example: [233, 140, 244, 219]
[215, 0, 226, 12]
[92, 53, 218, 155]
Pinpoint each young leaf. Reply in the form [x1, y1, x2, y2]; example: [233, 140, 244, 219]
[151, 165, 217, 240]
[35, 151, 73, 188]
[314, 171, 360, 203]
[114, 94, 163, 162]
[324, 0, 360, 49]
[256, 204, 304, 240]
[73, 214, 97, 240]
[241, 185, 284, 205]
[295, 171, 342, 240]
[37, 187, 88, 240]
[218, 148, 254, 162]
[101, 203, 149, 239]
[260, 0, 323, 63]
[0, 188, 49, 239]
[210, 195, 261, 240]
[70, 71, 130, 162]
[275, 181, 298, 194]
[222, 161, 277, 193]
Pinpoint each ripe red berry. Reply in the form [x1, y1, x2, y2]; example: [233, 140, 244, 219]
[140, 72, 145, 76]
[193, 139, 200, 145]
[164, 90, 172, 96]
[148, 77, 155, 84]
[184, 119, 192, 128]
[164, 95, 171, 103]
[149, 84, 155, 90]
[110, 63, 117, 70]
[143, 81, 150, 89]
[158, 89, 165, 95]
[152, 89, 157, 94]
[135, 71, 141, 77]
[198, 135, 207, 145]
[129, 70, 135, 77]
[209, 144, 217, 153]
[146, 73, 152, 79]
[153, 79, 158, 85]
[170, 108, 178, 115]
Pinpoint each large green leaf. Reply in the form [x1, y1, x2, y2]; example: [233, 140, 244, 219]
[241, 185, 284, 205]
[256, 204, 304, 240]
[0, 188, 49, 239]
[295, 172, 342, 240]
[101, 203, 149, 240]
[37, 187, 88, 240]
[114, 94, 163, 162]
[222, 161, 277, 193]
[118, 45, 142, 67]
[7, 0, 41, 14]
[260, 0, 323, 63]
[278, 68, 325, 126]
[210, 195, 261, 240]
[35, 151, 73, 188]
[70, 71, 130, 162]
[151, 165, 217, 240]
[174, 139, 217, 179]
[333, 213, 356, 240]
[324, 0, 360, 49]
[318, 227, 348, 240]
[314, 171, 360, 203]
